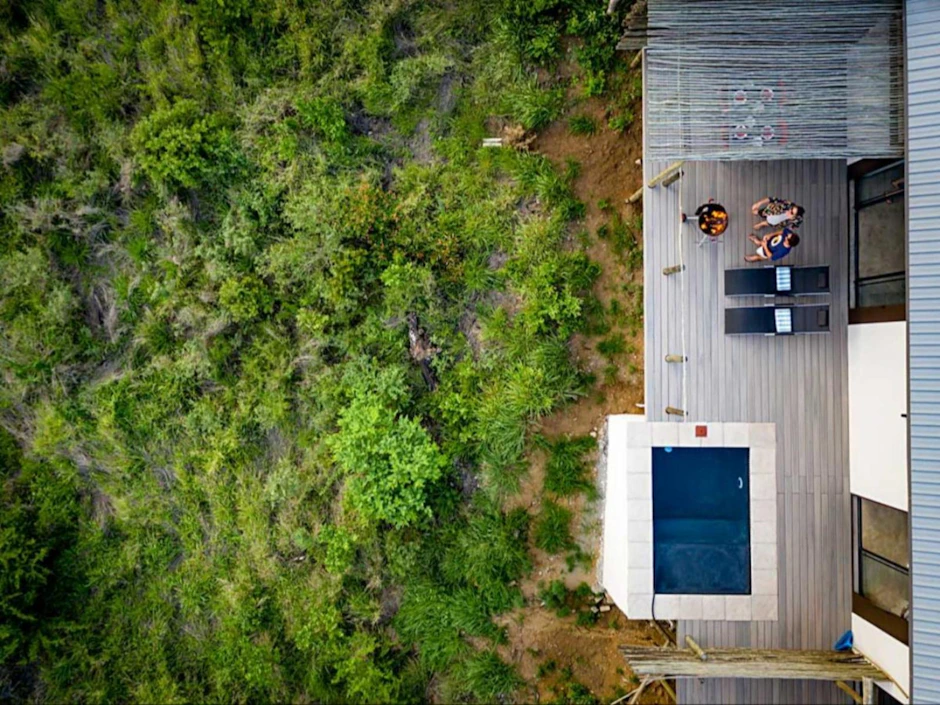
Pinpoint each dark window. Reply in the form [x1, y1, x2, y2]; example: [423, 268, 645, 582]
[876, 683, 903, 705]
[854, 497, 910, 620]
[849, 160, 906, 313]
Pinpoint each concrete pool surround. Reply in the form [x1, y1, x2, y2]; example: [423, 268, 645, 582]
[603, 417, 779, 622]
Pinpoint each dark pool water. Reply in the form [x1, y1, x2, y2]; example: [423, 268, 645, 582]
[652, 446, 751, 594]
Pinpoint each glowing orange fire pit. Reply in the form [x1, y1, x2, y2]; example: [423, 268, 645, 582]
[682, 200, 728, 238]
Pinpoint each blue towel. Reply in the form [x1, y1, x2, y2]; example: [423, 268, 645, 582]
[833, 630, 854, 651]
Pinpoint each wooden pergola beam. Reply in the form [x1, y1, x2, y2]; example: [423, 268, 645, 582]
[619, 647, 886, 681]
[647, 161, 684, 188]
[836, 680, 863, 704]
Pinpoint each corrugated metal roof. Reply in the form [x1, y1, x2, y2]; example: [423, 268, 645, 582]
[907, 1, 940, 702]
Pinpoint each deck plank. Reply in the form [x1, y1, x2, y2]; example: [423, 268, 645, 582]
[648, 156, 851, 704]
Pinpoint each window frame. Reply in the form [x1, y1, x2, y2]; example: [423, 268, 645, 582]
[852, 495, 910, 645]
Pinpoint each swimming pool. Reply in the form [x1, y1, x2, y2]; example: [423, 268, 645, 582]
[652, 447, 751, 594]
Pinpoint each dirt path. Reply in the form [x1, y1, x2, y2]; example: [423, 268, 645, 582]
[498, 82, 674, 703]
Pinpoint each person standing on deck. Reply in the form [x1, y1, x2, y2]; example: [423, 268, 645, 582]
[745, 228, 800, 262]
[751, 196, 804, 230]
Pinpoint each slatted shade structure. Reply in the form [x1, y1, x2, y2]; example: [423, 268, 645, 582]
[641, 0, 904, 160]
[620, 647, 887, 681]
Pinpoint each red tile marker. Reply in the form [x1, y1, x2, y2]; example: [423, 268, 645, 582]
[695, 425, 708, 438]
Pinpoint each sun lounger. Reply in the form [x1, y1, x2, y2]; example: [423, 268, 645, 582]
[725, 304, 830, 336]
[724, 265, 830, 297]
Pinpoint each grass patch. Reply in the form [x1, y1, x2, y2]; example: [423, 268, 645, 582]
[596, 333, 626, 359]
[534, 501, 575, 554]
[508, 84, 566, 131]
[539, 434, 597, 498]
[608, 110, 634, 134]
[537, 659, 559, 678]
[596, 212, 642, 271]
[456, 650, 522, 701]
[621, 282, 644, 335]
[568, 114, 597, 136]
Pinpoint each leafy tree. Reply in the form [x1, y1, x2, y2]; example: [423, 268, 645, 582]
[328, 364, 446, 529]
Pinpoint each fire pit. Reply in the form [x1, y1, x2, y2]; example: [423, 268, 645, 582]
[682, 200, 729, 238]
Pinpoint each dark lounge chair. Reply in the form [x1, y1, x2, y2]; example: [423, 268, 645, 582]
[725, 305, 830, 336]
[724, 265, 830, 297]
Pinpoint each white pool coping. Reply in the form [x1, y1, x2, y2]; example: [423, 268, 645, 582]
[602, 417, 778, 622]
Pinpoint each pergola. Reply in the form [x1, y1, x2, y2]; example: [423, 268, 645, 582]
[635, 0, 904, 160]
[620, 640, 888, 705]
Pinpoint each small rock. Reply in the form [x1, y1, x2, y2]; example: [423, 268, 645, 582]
[590, 431, 597, 438]
[509, 580, 517, 587]
[540, 601, 546, 607]
[600, 605, 612, 613]
[635, 158, 642, 165]
[594, 596, 605, 604]
[591, 606, 600, 614]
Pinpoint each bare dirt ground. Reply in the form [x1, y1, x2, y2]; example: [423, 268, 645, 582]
[497, 68, 675, 703]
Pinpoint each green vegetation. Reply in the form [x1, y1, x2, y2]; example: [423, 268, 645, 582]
[551, 671, 600, 705]
[538, 580, 604, 628]
[597, 211, 643, 272]
[568, 115, 598, 136]
[0, 0, 635, 701]
[540, 434, 598, 498]
[597, 333, 627, 359]
[535, 501, 576, 553]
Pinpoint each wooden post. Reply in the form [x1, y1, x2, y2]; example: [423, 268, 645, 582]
[665, 354, 686, 363]
[647, 161, 684, 188]
[629, 676, 651, 705]
[650, 619, 675, 646]
[662, 169, 683, 188]
[835, 681, 863, 705]
[862, 678, 875, 705]
[628, 186, 644, 204]
[685, 636, 708, 661]
[665, 407, 686, 417]
[630, 49, 643, 69]
[659, 679, 677, 703]
[662, 264, 685, 276]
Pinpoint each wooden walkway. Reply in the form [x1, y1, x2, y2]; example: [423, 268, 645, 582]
[641, 156, 852, 704]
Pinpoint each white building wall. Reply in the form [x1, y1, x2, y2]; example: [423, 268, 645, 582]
[601, 414, 643, 611]
[852, 613, 910, 703]
[848, 321, 908, 511]
[848, 320, 910, 703]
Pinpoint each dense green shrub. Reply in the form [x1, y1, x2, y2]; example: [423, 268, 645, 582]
[328, 364, 446, 528]
[131, 100, 242, 188]
[297, 96, 349, 143]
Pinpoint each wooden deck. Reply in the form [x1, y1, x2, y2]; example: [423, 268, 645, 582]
[641, 156, 852, 704]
